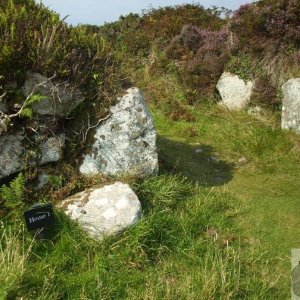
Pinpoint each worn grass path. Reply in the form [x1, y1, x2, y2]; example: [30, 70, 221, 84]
[153, 104, 300, 294]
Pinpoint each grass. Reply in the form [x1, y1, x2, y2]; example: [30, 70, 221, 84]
[1, 102, 299, 299]
[154, 103, 300, 297]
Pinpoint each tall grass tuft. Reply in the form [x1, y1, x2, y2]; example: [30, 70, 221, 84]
[0, 224, 33, 299]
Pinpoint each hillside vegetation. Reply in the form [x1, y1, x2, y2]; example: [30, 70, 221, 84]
[0, 0, 300, 299]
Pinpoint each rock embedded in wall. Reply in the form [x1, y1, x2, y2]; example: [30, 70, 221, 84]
[216, 72, 253, 110]
[0, 133, 65, 180]
[22, 71, 84, 117]
[57, 182, 142, 239]
[80, 87, 158, 178]
[281, 78, 300, 135]
[38, 134, 65, 165]
[0, 133, 25, 179]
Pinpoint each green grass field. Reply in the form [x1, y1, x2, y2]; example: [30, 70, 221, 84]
[1, 104, 300, 299]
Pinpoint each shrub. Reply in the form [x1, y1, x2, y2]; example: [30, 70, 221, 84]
[251, 74, 280, 109]
[100, 4, 226, 58]
[231, 0, 300, 50]
[166, 26, 230, 100]
[225, 53, 259, 81]
[0, 0, 121, 109]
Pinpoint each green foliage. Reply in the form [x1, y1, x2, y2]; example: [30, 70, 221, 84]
[0, 173, 26, 210]
[19, 107, 32, 118]
[225, 53, 259, 81]
[0, 225, 32, 300]
[100, 4, 225, 59]
[0, 0, 123, 114]
[19, 93, 47, 118]
[0, 171, 287, 299]
[24, 93, 47, 107]
[48, 175, 63, 189]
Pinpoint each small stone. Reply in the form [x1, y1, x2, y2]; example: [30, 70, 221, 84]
[0, 133, 24, 179]
[13, 103, 22, 110]
[208, 156, 220, 163]
[237, 157, 247, 165]
[194, 148, 203, 153]
[0, 133, 65, 180]
[0, 101, 7, 114]
[35, 172, 49, 190]
[39, 134, 65, 164]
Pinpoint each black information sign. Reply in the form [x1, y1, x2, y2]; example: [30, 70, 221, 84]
[24, 203, 55, 232]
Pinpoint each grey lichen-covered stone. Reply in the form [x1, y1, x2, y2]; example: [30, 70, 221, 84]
[80, 87, 158, 178]
[57, 182, 142, 239]
[34, 172, 50, 190]
[217, 72, 253, 110]
[0, 133, 24, 179]
[22, 71, 84, 116]
[0, 133, 65, 179]
[39, 135, 65, 164]
[281, 78, 300, 134]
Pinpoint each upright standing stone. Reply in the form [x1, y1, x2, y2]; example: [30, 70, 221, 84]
[80, 87, 158, 178]
[281, 78, 300, 134]
[216, 72, 253, 110]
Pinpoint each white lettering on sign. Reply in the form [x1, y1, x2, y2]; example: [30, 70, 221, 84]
[29, 214, 47, 224]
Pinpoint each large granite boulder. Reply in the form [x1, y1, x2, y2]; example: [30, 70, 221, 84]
[80, 87, 158, 178]
[22, 71, 84, 117]
[281, 78, 300, 134]
[217, 72, 253, 110]
[0, 133, 65, 179]
[57, 182, 142, 239]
